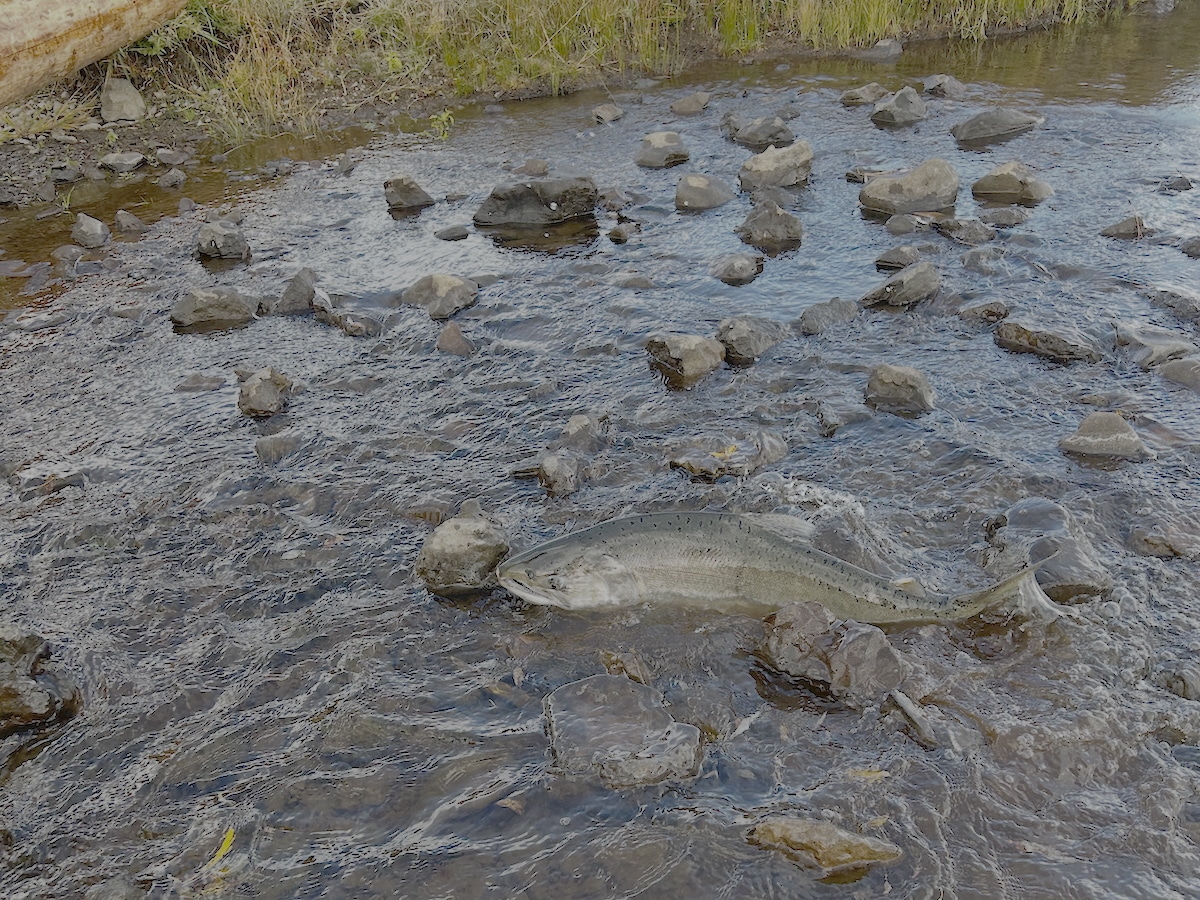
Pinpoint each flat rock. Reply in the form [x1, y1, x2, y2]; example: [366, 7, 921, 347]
[994, 320, 1101, 362]
[859, 261, 941, 308]
[859, 159, 959, 216]
[796, 298, 859, 335]
[196, 220, 250, 260]
[738, 141, 814, 191]
[716, 315, 789, 364]
[951, 108, 1043, 145]
[735, 201, 803, 253]
[668, 431, 787, 479]
[435, 225, 470, 241]
[750, 816, 902, 875]
[934, 217, 996, 245]
[100, 78, 145, 122]
[170, 288, 255, 331]
[592, 103, 624, 124]
[400, 274, 479, 319]
[156, 148, 189, 166]
[99, 152, 145, 174]
[1162, 174, 1193, 192]
[865, 363, 935, 414]
[676, 174, 736, 211]
[924, 73, 967, 98]
[710, 253, 763, 286]
[646, 333, 726, 387]
[871, 86, 926, 127]
[474, 177, 598, 226]
[383, 175, 435, 211]
[726, 114, 795, 150]
[840, 82, 890, 106]
[415, 501, 509, 597]
[972, 161, 1053, 205]
[634, 131, 689, 168]
[1115, 323, 1195, 369]
[436, 322, 475, 356]
[71, 213, 110, 249]
[544, 674, 703, 787]
[1161, 358, 1200, 392]
[512, 158, 549, 177]
[958, 300, 1009, 324]
[979, 207, 1032, 227]
[670, 92, 711, 115]
[875, 245, 921, 271]
[237, 367, 292, 417]
[1059, 412, 1152, 460]
[1101, 215, 1152, 239]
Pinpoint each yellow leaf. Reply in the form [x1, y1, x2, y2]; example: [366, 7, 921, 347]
[203, 828, 236, 871]
[710, 444, 741, 460]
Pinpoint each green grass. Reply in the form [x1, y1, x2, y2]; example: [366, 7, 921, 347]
[116, 0, 1137, 141]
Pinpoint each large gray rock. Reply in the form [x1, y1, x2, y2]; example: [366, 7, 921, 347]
[859, 159, 959, 216]
[986, 497, 1113, 603]
[796, 298, 859, 335]
[544, 674, 702, 787]
[972, 161, 1053, 205]
[994, 320, 1101, 362]
[1059, 412, 1152, 460]
[383, 175, 435, 211]
[1115, 323, 1195, 369]
[670, 92, 711, 115]
[100, 78, 146, 123]
[859, 261, 941, 308]
[536, 451, 584, 497]
[436, 322, 476, 356]
[735, 201, 803, 253]
[473, 177, 598, 226]
[934, 217, 996, 245]
[113, 209, 147, 234]
[99, 152, 145, 174]
[1101, 215, 1152, 239]
[170, 288, 255, 331]
[875, 245, 921, 271]
[1161, 358, 1200, 393]
[646, 333, 726, 387]
[924, 74, 967, 98]
[592, 103, 624, 124]
[634, 131, 689, 168]
[716, 316, 789, 364]
[237, 367, 293, 418]
[676, 174, 736, 211]
[710, 253, 763, 286]
[415, 501, 509, 597]
[267, 268, 318, 316]
[865, 364, 936, 414]
[750, 817, 902, 875]
[725, 114, 795, 150]
[71, 213, 110, 249]
[197, 220, 250, 260]
[0, 626, 77, 737]
[840, 83, 890, 106]
[871, 86, 927, 127]
[951, 108, 1043, 145]
[738, 141, 814, 191]
[401, 274, 479, 319]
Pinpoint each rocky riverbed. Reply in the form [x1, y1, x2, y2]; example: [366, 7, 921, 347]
[2, 5, 1200, 898]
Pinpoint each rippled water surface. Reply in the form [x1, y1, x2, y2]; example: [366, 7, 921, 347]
[2, 4, 1200, 898]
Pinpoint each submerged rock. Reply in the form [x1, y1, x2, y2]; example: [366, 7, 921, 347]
[951, 108, 1043, 145]
[979, 207, 1032, 227]
[710, 253, 764, 286]
[71, 213, 110, 249]
[545, 674, 702, 787]
[669, 431, 787, 479]
[1115, 323, 1194, 369]
[415, 501, 509, 597]
[0, 626, 78, 738]
[170, 288, 255, 331]
[1101, 215, 1152, 239]
[859, 261, 941, 308]
[796, 298, 859, 335]
[670, 92, 711, 115]
[237, 367, 293, 418]
[1129, 521, 1200, 560]
[736, 201, 803, 253]
[436, 322, 476, 356]
[865, 364, 935, 414]
[537, 451, 584, 497]
[972, 161, 1053, 205]
[383, 175, 435, 211]
[958, 300, 1009, 324]
[635, 131, 689, 168]
[1059, 412, 1152, 460]
[676, 174, 736, 210]
[401, 274, 479, 319]
[716, 316, 789, 364]
[1161, 358, 1200, 393]
[871, 86, 926, 127]
[474, 177, 598, 226]
[750, 817, 902, 875]
[994, 321, 1102, 363]
[859, 159, 959, 216]
[738, 141, 814, 191]
[840, 83, 890, 106]
[312, 291, 383, 337]
[592, 103, 624, 124]
[196, 220, 250, 260]
[934, 217, 996, 245]
[646, 333, 726, 388]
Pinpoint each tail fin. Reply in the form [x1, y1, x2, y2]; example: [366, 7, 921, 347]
[951, 553, 1074, 622]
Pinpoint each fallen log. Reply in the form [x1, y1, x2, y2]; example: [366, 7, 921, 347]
[0, 0, 188, 108]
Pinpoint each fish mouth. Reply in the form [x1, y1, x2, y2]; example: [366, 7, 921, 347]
[495, 555, 556, 606]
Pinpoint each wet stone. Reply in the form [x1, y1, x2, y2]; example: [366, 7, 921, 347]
[156, 148, 189, 166]
[750, 817, 902, 875]
[170, 288, 255, 331]
[959, 300, 1009, 324]
[113, 209, 146, 234]
[99, 152, 146, 173]
[1129, 522, 1200, 560]
[383, 175, 435, 211]
[1059, 412, 1152, 460]
[434, 224, 470, 241]
[1115, 323, 1194, 369]
[875, 245, 921, 271]
[255, 429, 304, 464]
[669, 431, 787, 479]
[951, 108, 1043, 145]
[738, 141, 814, 191]
[473, 177, 598, 226]
[676, 174, 736, 211]
[710, 253, 763, 286]
[592, 103, 623, 124]
[1181, 237, 1200, 259]
[972, 161, 1053, 205]
[312, 291, 383, 337]
[961, 245, 1006, 276]
[48, 164, 81, 183]
[1162, 174, 1193, 192]
[934, 217, 996, 245]
[0, 626, 77, 739]
[1159, 663, 1200, 701]
[267, 267, 318, 316]
[157, 167, 187, 189]
[634, 131, 689, 168]
[979, 207, 1032, 227]
[646, 333, 726, 388]
[512, 158, 549, 177]
[859, 159, 959, 216]
[994, 320, 1102, 363]
[735, 201, 803, 253]
[727, 114, 795, 150]
[553, 414, 606, 452]
[537, 451, 584, 496]
[237, 367, 293, 418]
[865, 363, 936, 414]
[100, 78, 146, 122]
[840, 82, 890, 106]
[1160, 358, 1200, 393]
[796, 297, 859, 335]
[670, 92, 711, 115]
[814, 399, 873, 436]
[716, 316, 789, 365]
[436, 322, 475, 356]
[401, 274, 479, 319]
[71, 214, 110, 249]
[415, 501, 509, 597]
[196, 220, 250, 260]
[1101, 215, 1152, 239]
[871, 86, 927, 127]
[860, 261, 941, 308]
[885, 214, 930, 235]
[924, 73, 967, 98]
[544, 674, 703, 787]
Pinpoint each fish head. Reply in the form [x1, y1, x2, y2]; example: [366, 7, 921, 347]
[496, 546, 639, 609]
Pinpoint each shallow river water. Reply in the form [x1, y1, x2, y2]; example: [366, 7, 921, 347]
[2, 3, 1200, 898]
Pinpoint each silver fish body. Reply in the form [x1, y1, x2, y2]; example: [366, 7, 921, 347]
[496, 511, 1059, 624]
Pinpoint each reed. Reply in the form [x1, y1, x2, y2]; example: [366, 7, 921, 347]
[120, 0, 1135, 140]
